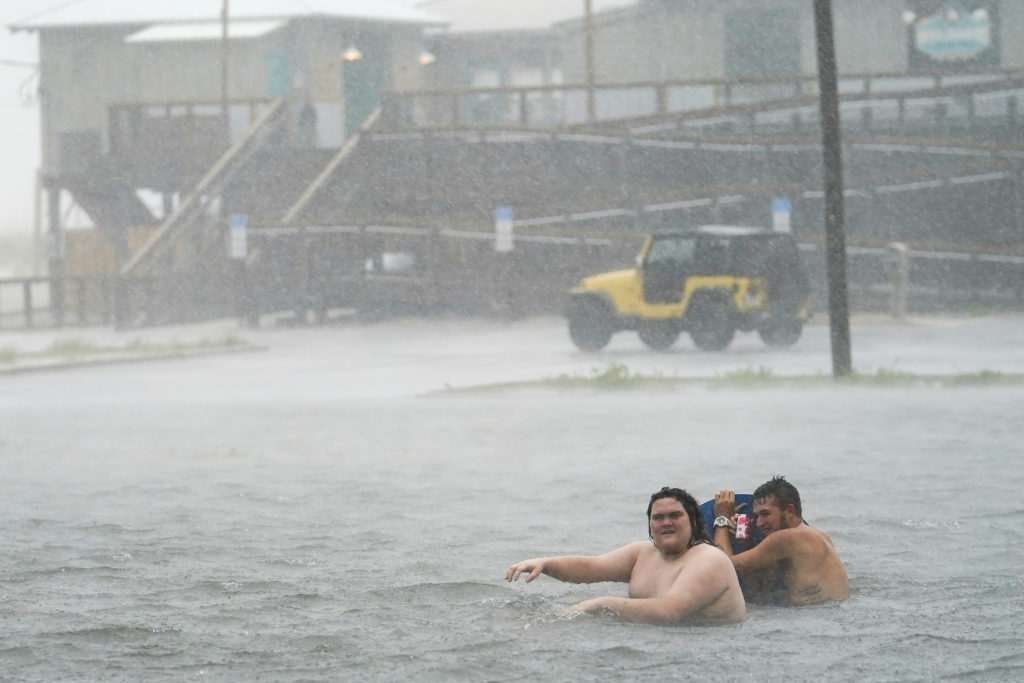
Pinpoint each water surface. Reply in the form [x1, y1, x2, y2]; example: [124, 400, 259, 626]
[3, 380, 1022, 681]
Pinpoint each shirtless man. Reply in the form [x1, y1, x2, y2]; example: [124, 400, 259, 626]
[505, 487, 745, 625]
[713, 476, 849, 605]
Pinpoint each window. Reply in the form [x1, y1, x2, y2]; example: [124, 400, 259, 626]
[646, 236, 695, 266]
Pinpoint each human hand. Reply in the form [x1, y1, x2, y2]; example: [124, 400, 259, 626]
[714, 489, 737, 517]
[506, 558, 546, 583]
[563, 597, 608, 617]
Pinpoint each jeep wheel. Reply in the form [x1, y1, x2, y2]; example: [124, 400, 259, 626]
[638, 320, 681, 351]
[758, 316, 803, 348]
[568, 298, 613, 351]
[688, 297, 736, 351]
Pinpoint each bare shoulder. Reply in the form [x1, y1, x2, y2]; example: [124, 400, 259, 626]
[627, 540, 654, 554]
[619, 540, 654, 562]
[775, 525, 840, 555]
[798, 524, 838, 546]
[685, 542, 732, 567]
[773, 525, 821, 542]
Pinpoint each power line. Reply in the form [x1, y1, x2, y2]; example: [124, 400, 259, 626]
[12, 0, 92, 28]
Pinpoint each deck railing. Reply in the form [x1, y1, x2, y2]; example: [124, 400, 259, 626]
[378, 68, 1024, 133]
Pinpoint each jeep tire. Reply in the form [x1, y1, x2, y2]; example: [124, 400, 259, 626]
[638, 320, 681, 351]
[688, 295, 736, 351]
[568, 297, 614, 351]
[758, 316, 803, 348]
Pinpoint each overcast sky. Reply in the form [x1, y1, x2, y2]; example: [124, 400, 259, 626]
[1, 1, 41, 236]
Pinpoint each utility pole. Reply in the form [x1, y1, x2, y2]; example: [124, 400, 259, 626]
[221, 0, 230, 143]
[584, 0, 596, 122]
[813, 0, 852, 378]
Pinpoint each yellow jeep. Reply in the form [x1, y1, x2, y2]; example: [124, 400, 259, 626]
[566, 225, 811, 351]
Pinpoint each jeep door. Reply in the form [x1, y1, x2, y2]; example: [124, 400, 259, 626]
[642, 236, 696, 304]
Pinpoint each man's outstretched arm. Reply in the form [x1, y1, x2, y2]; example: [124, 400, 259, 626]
[506, 541, 642, 584]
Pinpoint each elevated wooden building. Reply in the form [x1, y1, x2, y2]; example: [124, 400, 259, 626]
[10, 0, 1024, 326]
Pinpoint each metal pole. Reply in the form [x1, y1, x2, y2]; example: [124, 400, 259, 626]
[584, 0, 596, 123]
[813, 0, 852, 378]
[221, 0, 230, 144]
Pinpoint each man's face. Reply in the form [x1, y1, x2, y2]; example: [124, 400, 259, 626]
[649, 497, 692, 553]
[752, 496, 791, 536]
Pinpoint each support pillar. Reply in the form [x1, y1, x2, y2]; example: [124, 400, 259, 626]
[46, 183, 65, 327]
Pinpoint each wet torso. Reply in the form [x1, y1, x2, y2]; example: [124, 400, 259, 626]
[628, 542, 745, 622]
[772, 525, 850, 605]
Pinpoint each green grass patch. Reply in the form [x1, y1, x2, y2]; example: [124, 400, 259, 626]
[840, 367, 919, 386]
[48, 338, 102, 357]
[943, 370, 1015, 386]
[717, 366, 778, 385]
[437, 362, 1024, 394]
[0, 335, 252, 366]
[836, 368, 1015, 387]
[548, 361, 672, 389]
[121, 335, 247, 355]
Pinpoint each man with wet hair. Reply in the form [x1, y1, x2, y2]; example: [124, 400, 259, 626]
[505, 486, 745, 624]
[713, 475, 849, 605]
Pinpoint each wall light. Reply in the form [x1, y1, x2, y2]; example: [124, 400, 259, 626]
[417, 50, 436, 66]
[342, 45, 363, 62]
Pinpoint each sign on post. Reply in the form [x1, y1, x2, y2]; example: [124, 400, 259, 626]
[494, 206, 514, 253]
[771, 197, 792, 232]
[229, 213, 248, 259]
[265, 51, 291, 97]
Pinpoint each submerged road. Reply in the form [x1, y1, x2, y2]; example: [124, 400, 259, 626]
[2, 312, 1024, 681]
[2, 312, 1024, 403]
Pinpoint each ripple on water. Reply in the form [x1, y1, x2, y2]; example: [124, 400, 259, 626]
[4, 383, 1024, 680]
[367, 580, 511, 605]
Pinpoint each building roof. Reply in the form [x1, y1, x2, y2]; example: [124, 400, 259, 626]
[413, 0, 637, 34]
[124, 20, 287, 43]
[10, 0, 445, 31]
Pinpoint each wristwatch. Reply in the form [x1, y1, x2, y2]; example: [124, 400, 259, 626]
[713, 516, 732, 529]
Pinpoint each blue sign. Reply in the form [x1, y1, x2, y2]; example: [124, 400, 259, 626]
[229, 213, 248, 259]
[772, 197, 791, 232]
[494, 206, 514, 252]
[915, 10, 992, 61]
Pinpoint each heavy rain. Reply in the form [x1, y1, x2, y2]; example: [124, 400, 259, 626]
[2, 1, 1023, 680]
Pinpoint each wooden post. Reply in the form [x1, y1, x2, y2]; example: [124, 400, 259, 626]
[23, 280, 33, 328]
[102, 274, 113, 325]
[75, 277, 87, 325]
[46, 185, 64, 328]
[888, 243, 908, 319]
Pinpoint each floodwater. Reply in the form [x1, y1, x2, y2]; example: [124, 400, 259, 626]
[2, 315, 1023, 681]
